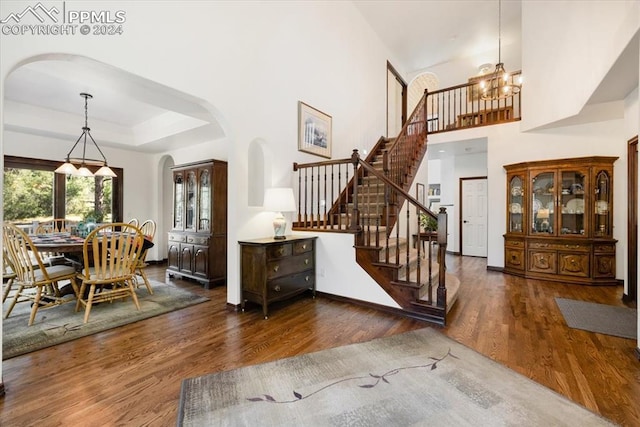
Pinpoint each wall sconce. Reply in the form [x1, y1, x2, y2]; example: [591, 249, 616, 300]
[263, 187, 296, 240]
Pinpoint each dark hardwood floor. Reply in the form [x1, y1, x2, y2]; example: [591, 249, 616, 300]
[1, 255, 638, 426]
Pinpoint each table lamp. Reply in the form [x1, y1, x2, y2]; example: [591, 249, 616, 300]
[264, 187, 296, 240]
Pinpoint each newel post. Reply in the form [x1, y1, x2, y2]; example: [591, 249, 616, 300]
[437, 207, 447, 308]
[349, 149, 361, 231]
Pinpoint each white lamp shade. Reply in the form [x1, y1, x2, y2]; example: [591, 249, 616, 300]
[74, 166, 94, 177]
[264, 188, 296, 213]
[95, 165, 117, 177]
[55, 162, 78, 175]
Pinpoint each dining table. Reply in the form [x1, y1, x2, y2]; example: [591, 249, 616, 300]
[29, 232, 154, 254]
[28, 232, 87, 254]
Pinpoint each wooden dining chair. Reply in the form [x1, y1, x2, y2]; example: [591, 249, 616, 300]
[2, 248, 17, 303]
[135, 219, 157, 294]
[35, 218, 78, 234]
[75, 222, 146, 323]
[127, 218, 139, 227]
[3, 223, 80, 326]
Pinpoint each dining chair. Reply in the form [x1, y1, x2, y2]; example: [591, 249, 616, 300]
[2, 248, 17, 303]
[75, 222, 146, 323]
[127, 218, 139, 227]
[135, 219, 157, 294]
[35, 218, 78, 234]
[3, 223, 80, 326]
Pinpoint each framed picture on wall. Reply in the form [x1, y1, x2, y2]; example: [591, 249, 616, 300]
[298, 101, 332, 159]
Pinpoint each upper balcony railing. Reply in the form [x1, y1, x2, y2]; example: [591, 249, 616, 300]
[425, 71, 521, 134]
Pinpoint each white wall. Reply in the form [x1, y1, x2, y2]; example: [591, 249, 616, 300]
[521, 0, 639, 131]
[428, 151, 487, 253]
[429, 116, 629, 277]
[0, 1, 402, 306]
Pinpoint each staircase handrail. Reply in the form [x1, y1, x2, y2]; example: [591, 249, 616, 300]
[293, 158, 352, 170]
[384, 91, 427, 160]
[383, 91, 428, 190]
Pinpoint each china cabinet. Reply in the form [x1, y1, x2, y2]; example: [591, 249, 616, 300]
[503, 156, 617, 285]
[167, 159, 227, 287]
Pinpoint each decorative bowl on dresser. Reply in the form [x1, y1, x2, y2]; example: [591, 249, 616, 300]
[503, 156, 618, 285]
[239, 235, 317, 319]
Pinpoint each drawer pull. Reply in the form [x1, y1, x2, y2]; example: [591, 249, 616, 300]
[278, 247, 285, 255]
[304, 259, 310, 265]
[273, 265, 279, 272]
[274, 285, 281, 292]
[302, 244, 307, 250]
[305, 276, 310, 282]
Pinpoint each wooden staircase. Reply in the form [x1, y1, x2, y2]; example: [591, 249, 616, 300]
[292, 92, 458, 325]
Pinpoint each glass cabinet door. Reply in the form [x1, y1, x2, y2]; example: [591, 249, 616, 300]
[186, 170, 196, 231]
[173, 172, 184, 230]
[508, 175, 524, 233]
[198, 168, 211, 232]
[559, 170, 587, 236]
[594, 170, 611, 236]
[531, 171, 555, 235]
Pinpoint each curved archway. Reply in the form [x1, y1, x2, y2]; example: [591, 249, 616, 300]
[2, 53, 232, 262]
[408, 72, 440, 113]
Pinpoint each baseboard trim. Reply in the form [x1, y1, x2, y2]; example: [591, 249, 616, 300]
[226, 302, 240, 312]
[315, 291, 443, 326]
[622, 293, 637, 305]
[635, 347, 640, 361]
[486, 265, 504, 272]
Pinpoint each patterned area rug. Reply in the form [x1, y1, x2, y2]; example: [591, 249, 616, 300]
[556, 297, 637, 339]
[178, 328, 614, 426]
[3, 280, 208, 359]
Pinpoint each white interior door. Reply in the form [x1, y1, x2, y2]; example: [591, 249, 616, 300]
[461, 178, 488, 257]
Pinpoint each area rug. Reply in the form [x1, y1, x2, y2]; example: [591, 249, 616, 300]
[3, 280, 208, 359]
[556, 297, 637, 339]
[178, 328, 614, 426]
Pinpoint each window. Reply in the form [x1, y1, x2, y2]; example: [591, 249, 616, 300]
[3, 156, 123, 225]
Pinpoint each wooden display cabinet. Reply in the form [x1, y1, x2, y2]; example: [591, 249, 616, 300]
[167, 159, 227, 287]
[503, 156, 617, 285]
[239, 236, 317, 319]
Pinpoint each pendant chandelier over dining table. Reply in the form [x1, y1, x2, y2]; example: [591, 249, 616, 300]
[54, 92, 117, 177]
[479, 0, 522, 101]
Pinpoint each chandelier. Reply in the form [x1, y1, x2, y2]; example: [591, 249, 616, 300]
[54, 93, 117, 177]
[480, 0, 522, 101]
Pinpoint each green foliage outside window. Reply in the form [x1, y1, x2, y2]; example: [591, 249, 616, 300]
[3, 167, 112, 223]
[3, 168, 53, 221]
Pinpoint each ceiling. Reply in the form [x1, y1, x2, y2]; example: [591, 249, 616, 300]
[2, 1, 637, 157]
[354, 0, 522, 72]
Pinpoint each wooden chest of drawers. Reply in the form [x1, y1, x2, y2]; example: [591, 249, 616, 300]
[239, 235, 317, 319]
